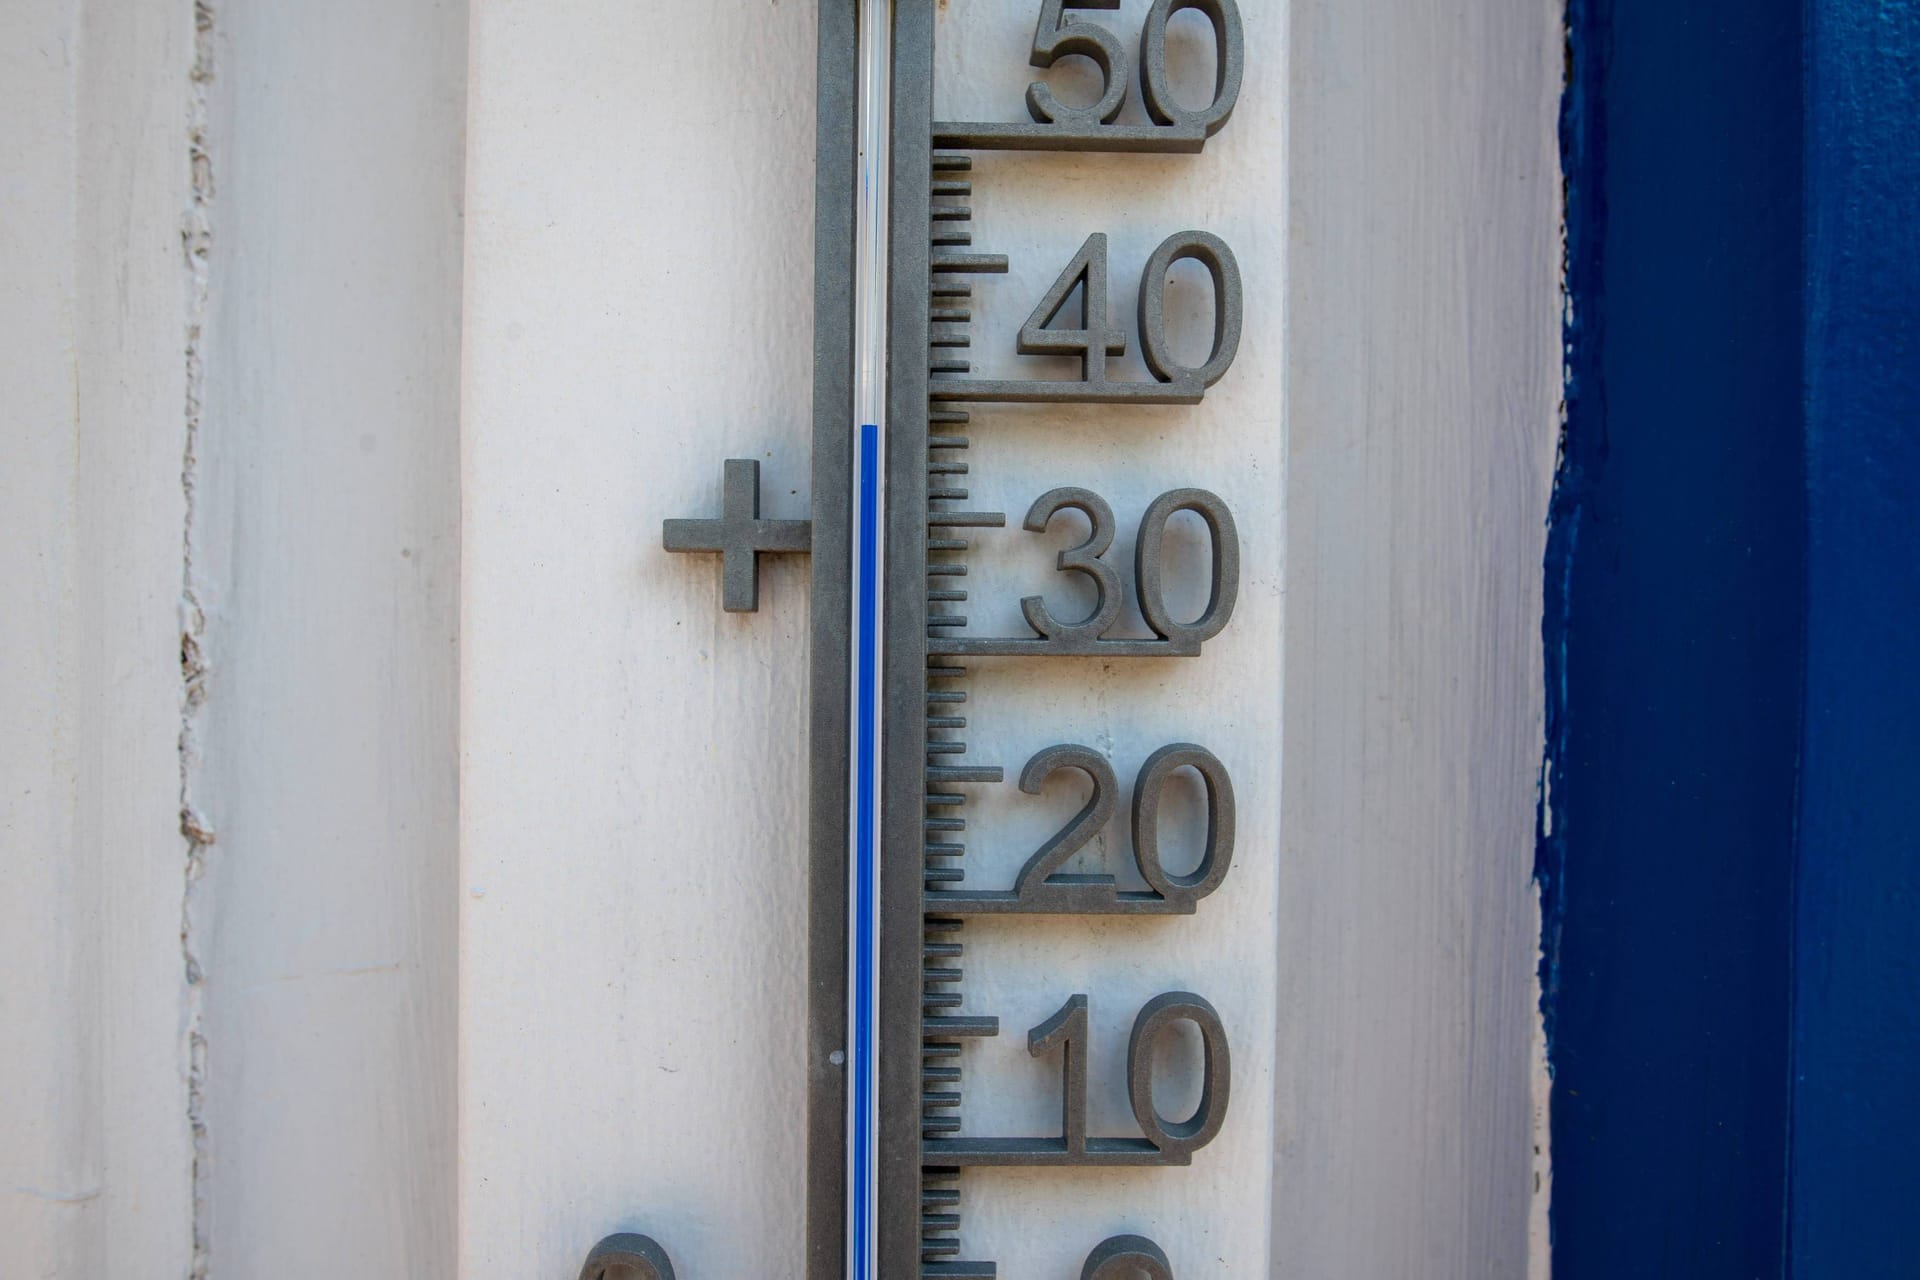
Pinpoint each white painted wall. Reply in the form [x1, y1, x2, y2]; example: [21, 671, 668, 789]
[189, 3, 466, 1274]
[458, 0, 819, 1272]
[2, 2, 464, 1277]
[1279, 3, 1560, 1275]
[1, 2, 195, 1274]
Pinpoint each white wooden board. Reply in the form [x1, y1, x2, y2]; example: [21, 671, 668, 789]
[1278, 2, 1560, 1275]
[1, 3, 194, 1274]
[459, 0, 820, 1273]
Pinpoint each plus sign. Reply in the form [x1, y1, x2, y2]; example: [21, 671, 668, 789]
[663, 459, 812, 613]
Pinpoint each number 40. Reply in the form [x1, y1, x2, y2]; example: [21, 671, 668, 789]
[1021, 230, 1244, 393]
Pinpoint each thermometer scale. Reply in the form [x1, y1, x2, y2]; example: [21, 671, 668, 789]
[642, 3, 1249, 1276]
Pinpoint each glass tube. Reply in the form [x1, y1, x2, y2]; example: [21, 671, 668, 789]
[845, 2, 891, 1279]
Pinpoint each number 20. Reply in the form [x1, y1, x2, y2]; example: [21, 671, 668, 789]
[1017, 743, 1235, 912]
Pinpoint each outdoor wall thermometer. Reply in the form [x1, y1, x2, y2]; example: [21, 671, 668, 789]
[604, 2, 1249, 1277]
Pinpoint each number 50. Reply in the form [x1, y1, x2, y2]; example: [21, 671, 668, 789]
[1027, 0, 1246, 139]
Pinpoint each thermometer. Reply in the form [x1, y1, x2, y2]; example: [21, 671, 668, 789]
[649, 3, 1248, 1276]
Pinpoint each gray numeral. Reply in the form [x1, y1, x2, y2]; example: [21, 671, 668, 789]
[928, 743, 1235, 915]
[922, 992, 1231, 1167]
[1028, 1, 1130, 128]
[1141, 0, 1245, 136]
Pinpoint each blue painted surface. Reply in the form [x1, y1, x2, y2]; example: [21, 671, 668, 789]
[1543, 0, 1805, 1273]
[1549, 0, 1920, 1273]
[1792, 3, 1920, 1274]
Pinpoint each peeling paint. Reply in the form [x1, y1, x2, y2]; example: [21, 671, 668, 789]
[179, 3, 215, 1276]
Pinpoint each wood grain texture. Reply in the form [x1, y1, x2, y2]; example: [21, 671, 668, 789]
[0, 1, 195, 1274]
[189, 3, 466, 1273]
[1278, 2, 1560, 1276]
